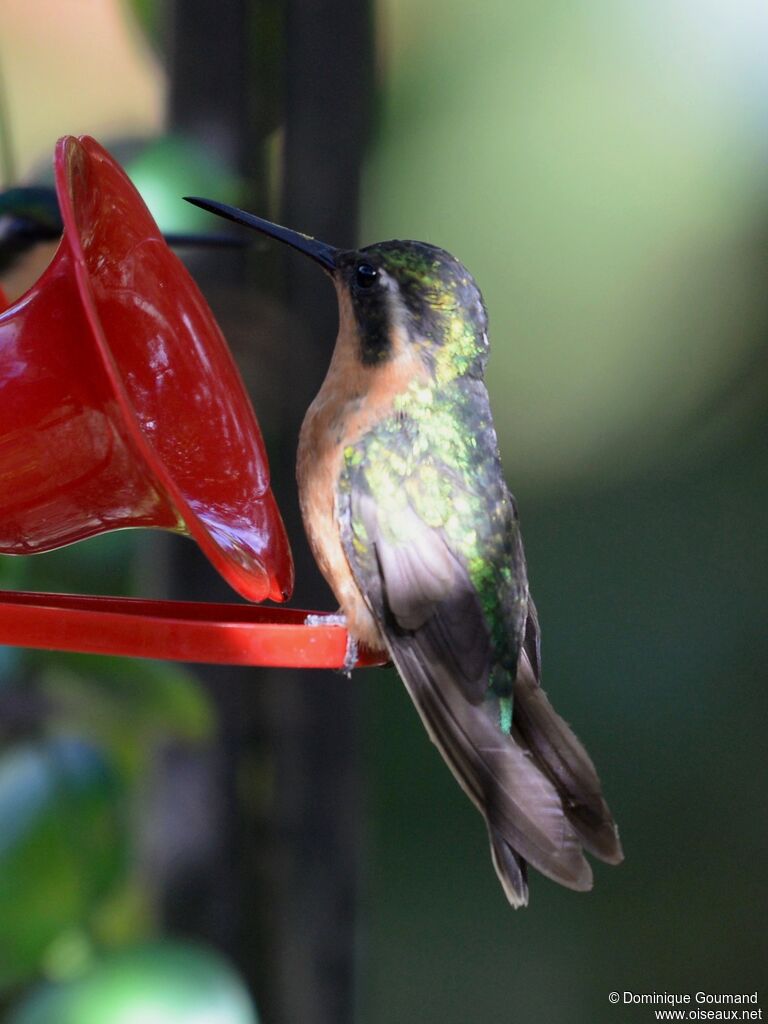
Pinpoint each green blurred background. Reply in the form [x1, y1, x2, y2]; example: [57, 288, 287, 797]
[0, 1, 766, 1022]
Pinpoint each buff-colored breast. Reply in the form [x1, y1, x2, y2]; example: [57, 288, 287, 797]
[296, 285, 426, 651]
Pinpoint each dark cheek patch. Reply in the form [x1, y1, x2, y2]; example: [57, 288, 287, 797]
[352, 290, 393, 366]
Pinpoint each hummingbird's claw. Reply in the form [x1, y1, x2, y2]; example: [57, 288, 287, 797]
[303, 612, 357, 675]
[341, 632, 359, 678]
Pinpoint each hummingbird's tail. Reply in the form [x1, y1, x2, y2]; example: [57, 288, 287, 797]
[387, 638, 603, 907]
[512, 652, 624, 866]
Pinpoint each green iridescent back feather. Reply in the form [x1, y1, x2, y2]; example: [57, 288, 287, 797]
[346, 380, 528, 651]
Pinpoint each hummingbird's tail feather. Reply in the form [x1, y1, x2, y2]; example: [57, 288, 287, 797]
[513, 652, 624, 865]
[489, 828, 529, 908]
[387, 638, 594, 906]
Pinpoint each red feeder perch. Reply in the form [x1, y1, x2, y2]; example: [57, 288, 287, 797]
[0, 136, 382, 670]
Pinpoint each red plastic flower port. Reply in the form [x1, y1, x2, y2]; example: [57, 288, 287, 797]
[0, 135, 292, 603]
[0, 136, 384, 670]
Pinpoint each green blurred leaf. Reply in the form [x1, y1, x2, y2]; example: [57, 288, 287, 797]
[35, 656, 213, 777]
[0, 554, 32, 591]
[87, 877, 154, 953]
[0, 738, 125, 989]
[0, 533, 137, 693]
[7, 942, 259, 1024]
[10, 532, 140, 597]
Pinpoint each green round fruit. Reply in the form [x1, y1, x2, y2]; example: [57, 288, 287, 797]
[9, 942, 259, 1024]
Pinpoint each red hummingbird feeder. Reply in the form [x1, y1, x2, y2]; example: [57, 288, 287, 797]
[0, 135, 381, 669]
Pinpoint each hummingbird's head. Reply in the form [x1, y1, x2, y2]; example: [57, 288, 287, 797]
[184, 198, 490, 383]
[335, 240, 488, 376]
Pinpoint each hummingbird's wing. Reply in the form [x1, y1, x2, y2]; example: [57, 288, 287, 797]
[339, 483, 591, 904]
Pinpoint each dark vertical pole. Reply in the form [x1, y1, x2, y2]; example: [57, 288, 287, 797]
[164, 3, 373, 1023]
[168, 0, 250, 170]
[162, 0, 276, 1002]
[263, 4, 374, 1023]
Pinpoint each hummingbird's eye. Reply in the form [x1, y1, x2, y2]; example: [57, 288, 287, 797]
[355, 263, 378, 288]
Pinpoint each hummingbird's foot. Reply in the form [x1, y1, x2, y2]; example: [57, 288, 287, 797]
[303, 612, 357, 676]
[341, 633, 359, 679]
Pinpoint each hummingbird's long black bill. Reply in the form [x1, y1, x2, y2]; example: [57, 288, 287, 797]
[183, 197, 338, 271]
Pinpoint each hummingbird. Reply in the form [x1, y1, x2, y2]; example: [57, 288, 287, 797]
[185, 195, 624, 907]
